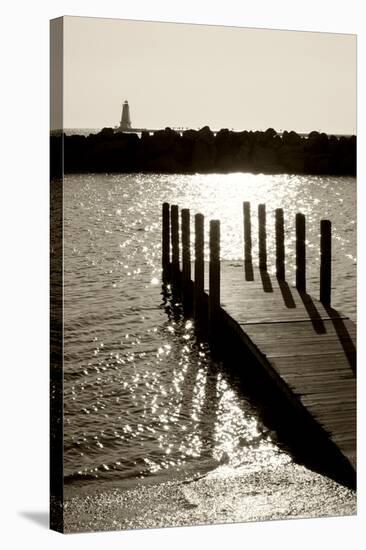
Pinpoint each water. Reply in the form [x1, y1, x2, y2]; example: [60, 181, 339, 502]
[63, 173, 356, 495]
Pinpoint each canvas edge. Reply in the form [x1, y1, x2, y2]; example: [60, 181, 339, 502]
[50, 15, 65, 534]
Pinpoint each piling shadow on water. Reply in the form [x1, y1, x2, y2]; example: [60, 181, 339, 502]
[161, 284, 184, 324]
[161, 284, 218, 456]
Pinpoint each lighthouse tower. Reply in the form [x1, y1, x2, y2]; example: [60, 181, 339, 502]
[119, 100, 132, 130]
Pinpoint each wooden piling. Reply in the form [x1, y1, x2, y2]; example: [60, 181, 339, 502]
[320, 219, 332, 306]
[258, 204, 267, 270]
[194, 213, 204, 321]
[243, 201, 254, 281]
[181, 208, 191, 306]
[296, 213, 306, 292]
[243, 201, 252, 264]
[171, 204, 179, 287]
[209, 220, 220, 340]
[275, 208, 285, 280]
[162, 202, 170, 282]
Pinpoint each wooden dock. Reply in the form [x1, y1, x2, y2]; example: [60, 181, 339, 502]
[161, 201, 356, 484]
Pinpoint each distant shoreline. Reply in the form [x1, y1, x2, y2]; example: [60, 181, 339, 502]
[53, 128, 356, 139]
[51, 126, 356, 177]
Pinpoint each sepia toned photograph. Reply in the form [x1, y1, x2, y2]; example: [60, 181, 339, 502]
[50, 15, 356, 534]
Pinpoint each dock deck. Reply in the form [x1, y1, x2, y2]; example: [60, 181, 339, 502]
[202, 262, 356, 472]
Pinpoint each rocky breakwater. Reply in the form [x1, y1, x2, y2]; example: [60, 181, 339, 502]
[51, 126, 356, 176]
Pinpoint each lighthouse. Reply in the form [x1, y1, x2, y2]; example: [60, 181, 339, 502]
[119, 100, 132, 130]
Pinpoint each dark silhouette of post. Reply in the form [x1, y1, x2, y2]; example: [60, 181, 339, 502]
[296, 213, 306, 292]
[258, 204, 267, 270]
[243, 201, 254, 280]
[162, 202, 170, 283]
[209, 220, 220, 342]
[320, 219, 332, 306]
[181, 208, 191, 308]
[243, 201, 252, 264]
[194, 213, 204, 321]
[171, 205, 179, 287]
[275, 208, 285, 280]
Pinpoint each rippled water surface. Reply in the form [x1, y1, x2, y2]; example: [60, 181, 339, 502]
[63, 173, 356, 492]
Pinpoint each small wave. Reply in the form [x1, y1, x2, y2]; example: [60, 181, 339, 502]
[64, 456, 152, 485]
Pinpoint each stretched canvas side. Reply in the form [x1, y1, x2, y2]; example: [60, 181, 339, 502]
[50, 16, 64, 533]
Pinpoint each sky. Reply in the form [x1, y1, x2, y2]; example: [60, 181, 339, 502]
[59, 16, 356, 134]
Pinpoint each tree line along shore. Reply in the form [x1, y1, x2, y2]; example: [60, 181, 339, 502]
[51, 126, 356, 177]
